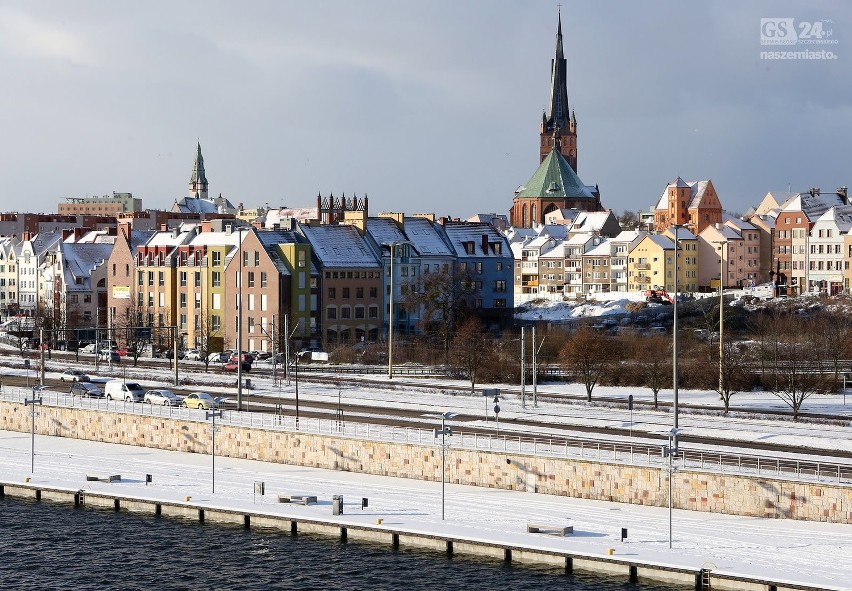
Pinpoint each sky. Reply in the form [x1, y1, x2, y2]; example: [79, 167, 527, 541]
[0, 1, 849, 220]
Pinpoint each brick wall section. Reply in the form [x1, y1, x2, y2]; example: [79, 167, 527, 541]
[4, 401, 851, 523]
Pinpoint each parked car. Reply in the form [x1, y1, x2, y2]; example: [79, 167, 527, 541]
[182, 392, 221, 410]
[98, 349, 121, 363]
[104, 380, 145, 402]
[60, 369, 89, 382]
[80, 343, 98, 354]
[207, 351, 229, 363]
[143, 389, 182, 406]
[69, 382, 104, 398]
[222, 360, 251, 372]
[183, 349, 203, 361]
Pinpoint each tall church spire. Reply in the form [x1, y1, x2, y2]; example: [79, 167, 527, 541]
[539, 9, 578, 172]
[189, 141, 209, 199]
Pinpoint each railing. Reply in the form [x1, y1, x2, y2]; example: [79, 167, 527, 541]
[635, 276, 651, 283]
[635, 263, 651, 270]
[2, 385, 850, 486]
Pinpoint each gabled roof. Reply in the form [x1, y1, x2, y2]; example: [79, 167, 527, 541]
[300, 225, 381, 268]
[515, 149, 594, 200]
[780, 192, 847, 221]
[59, 242, 113, 292]
[655, 179, 715, 211]
[402, 217, 454, 257]
[255, 230, 306, 276]
[173, 195, 235, 214]
[441, 222, 511, 258]
[644, 234, 676, 250]
[366, 218, 416, 255]
[814, 205, 852, 234]
[584, 239, 611, 256]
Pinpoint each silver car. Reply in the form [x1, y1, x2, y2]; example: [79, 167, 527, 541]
[143, 389, 183, 406]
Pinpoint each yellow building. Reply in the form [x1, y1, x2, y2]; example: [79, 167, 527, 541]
[628, 229, 698, 294]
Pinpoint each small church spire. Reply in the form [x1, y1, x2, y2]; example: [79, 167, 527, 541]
[189, 141, 209, 199]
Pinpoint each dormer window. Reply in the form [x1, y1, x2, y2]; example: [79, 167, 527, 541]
[547, 182, 560, 193]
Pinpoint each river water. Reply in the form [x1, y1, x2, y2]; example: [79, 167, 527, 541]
[0, 498, 689, 590]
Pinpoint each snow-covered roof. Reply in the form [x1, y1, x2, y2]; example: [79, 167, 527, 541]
[300, 225, 381, 268]
[402, 217, 453, 257]
[815, 205, 852, 234]
[60, 242, 112, 291]
[441, 222, 510, 258]
[173, 195, 235, 214]
[146, 227, 198, 248]
[584, 239, 611, 256]
[366, 218, 417, 255]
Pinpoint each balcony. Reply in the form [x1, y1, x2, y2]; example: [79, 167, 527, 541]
[635, 275, 651, 284]
[635, 263, 651, 271]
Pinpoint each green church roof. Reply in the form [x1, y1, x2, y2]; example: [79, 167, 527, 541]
[516, 148, 594, 200]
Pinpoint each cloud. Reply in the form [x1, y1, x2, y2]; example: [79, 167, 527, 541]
[0, 7, 99, 67]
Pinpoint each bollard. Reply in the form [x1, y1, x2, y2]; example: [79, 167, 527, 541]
[185, 495, 192, 502]
[376, 518, 383, 525]
[607, 548, 615, 556]
[24, 477, 31, 483]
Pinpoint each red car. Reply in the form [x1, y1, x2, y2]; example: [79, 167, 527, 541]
[222, 359, 251, 372]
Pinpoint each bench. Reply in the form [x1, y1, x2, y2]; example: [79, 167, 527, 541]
[278, 494, 317, 505]
[527, 523, 573, 536]
[86, 474, 121, 483]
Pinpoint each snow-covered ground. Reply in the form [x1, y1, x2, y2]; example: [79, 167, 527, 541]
[1, 352, 850, 588]
[0, 430, 848, 591]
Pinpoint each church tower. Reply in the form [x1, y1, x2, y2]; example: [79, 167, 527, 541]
[539, 10, 578, 173]
[189, 142, 209, 199]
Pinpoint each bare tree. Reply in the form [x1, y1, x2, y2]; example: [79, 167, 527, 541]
[112, 300, 150, 366]
[631, 333, 671, 409]
[765, 315, 830, 419]
[196, 308, 226, 372]
[814, 313, 852, 392]
[405, 270, 474, 365]
[718, 340, 755, 413]
[560, 328, 620, 402]
[451, 316, 490, 393]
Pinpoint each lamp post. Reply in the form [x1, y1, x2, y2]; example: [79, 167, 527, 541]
[671, 224, 680, 434]
[237, 225, 244, 411]
[427, 411, 457, 520]
[663, 427, 681, 549]
[713, 241, 727, 399]
[25, 386, 43, 473]
[206, 409, 222, 493]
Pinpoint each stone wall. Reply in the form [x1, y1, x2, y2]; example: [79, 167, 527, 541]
[3, 401, 850, 523]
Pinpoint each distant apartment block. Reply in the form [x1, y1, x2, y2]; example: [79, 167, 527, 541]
[59, 192, 142, 216]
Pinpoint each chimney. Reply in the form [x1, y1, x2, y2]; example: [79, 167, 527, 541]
[119, 221, 132, 240]
[22, 231, 31, 242]
[61, 229, 73, 241]
[160, 223, 168, 231]
[74, 227, 85, 241]
[481, 234, 488, 253]
[837, 187, 848, 205]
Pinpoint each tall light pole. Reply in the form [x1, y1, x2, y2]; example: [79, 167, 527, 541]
[713, 240, 727, 399]
[428, 411, 457, 520]
[671, 224, 680, 433]
[25, 386, 43, 473]
[237, 225, 244, 410]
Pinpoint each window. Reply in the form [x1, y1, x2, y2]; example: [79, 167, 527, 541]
[494, 299, 506, 308]
[495, 280, 506, 292]
[254, 251, 259, 266]
[341, 306, 351, 319]
[356, 287, 364, 299]
[212, 272, 221, 288]
[343, 287, 350, 298]
[496, 262, 503, 271]
[369, 287, 378, 298]
[180, 314, 187, 330]
[355, 306, 365, 319]
[194, 272, 201, 287]
[248, 272, 255, 288]
[327, 307, 337, 319]
[148, 271, 154, 286]
[180, 271, 187, 287]
[179, 293, 187, 308]
[195, 293, 201, 309]
[158, 271, 164, 286]
[368, 305, 379, 319]
[248, 317, 255, 333]
[328, 287, 336, 299]
[212, 315, 221, 331]
[261, 272, 267, 288]
[138, 271, 144, 286]
[243, 251, 249, 267]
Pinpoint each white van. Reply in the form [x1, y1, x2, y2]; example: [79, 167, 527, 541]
[104, 380, 145, 402]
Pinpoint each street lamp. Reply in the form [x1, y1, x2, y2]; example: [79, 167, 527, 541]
[713, 240, 727, 399]
[25, 386, 43, 473]
[426, 411, 457, 520]
[237, 225, 244, 411]
[206, 409, 222, 493]
[671, 224, 680, 435]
